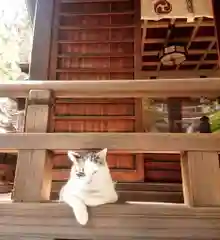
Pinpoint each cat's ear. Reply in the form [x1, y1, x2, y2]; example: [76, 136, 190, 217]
[67, 150, 81, 164]
[96, 148, 107, 161]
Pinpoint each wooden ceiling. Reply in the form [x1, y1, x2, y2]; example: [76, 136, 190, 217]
[141, 17, 220, 78]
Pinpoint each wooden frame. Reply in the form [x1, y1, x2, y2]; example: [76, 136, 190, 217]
[0, 81, 219, 206]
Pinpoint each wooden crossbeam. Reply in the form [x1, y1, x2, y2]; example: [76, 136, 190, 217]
[142, 21, 214, 28]
[144, 36, 215, 44]
[1, 78, 220, 98]
[0, 133, 220, 152]
[140, 70, 220, 78]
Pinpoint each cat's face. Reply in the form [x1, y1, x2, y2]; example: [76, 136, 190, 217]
[68, 148, 107, 179]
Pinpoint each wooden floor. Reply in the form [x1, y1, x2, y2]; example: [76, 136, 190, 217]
[1, 200, 220, 239]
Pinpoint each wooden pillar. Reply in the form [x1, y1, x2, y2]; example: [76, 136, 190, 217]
[12, 90, 53, 202]
[29, 0, 54, 80]
[167, 98, 182, 133]
[212, 0, 220, 66]
[181, 151, 220, 206]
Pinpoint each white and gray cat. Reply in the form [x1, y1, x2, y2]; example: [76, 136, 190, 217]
[59, 148, 118, 225]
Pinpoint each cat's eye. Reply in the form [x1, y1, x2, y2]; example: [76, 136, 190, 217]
[96, 158, 103, 165]
[75, 155, 81, 159]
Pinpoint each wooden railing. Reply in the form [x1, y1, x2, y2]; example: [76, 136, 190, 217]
[1, 78, 220, 98]
[1, 79, 220, 208]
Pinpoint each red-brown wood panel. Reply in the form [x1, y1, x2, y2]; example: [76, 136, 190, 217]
[144, 153, 182, 183]
[48, 0, 144, 183]
[51, 0, 136, 81]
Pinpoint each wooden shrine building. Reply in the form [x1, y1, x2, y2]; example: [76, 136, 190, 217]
[1, 0, 220, 239]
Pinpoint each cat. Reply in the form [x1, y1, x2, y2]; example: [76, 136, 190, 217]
[59, 148, 118, 225]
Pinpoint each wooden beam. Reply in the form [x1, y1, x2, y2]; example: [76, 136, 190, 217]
[140, 70, 220, 78]
[1, 79, 220, 98]
[144, 49, 217, 56]
[13, 90, 53, 202]
[181, 151, 220, 207]
[0, 133, 220, 152]
[143, 60, 217, 67]
[144, 36, 215, 44]
[29, 0, 54, 79]
[1, 202, 220, 239]
[142, 20, 214, 28]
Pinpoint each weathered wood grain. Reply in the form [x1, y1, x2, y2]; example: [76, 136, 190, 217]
[13, 90, 53, 202]
[181, 151, 220, 207]
[1, 202, 220, 239]
[0, 133, 220, 152]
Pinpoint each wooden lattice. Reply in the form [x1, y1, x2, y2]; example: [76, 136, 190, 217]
[141, 17, 219, 78]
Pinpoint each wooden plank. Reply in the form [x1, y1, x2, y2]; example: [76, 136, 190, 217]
[140, 70, 220, 78]
[13, 90, 53, 202]
[1, 78, 220, 98]
[52, 182, 182, 193]
[51, 184, 183, 203]
[13, 150, 52, 202]
[29, 0, 54, 79]
[1, 133, 220, 152]
[117, 190, 183, 203]
[142, 20, 214, 28]
[1, 202, 220, 239]
[181, 151, 220, 207]
[51, 182, 183, 202]
[51, 190, 183, 203]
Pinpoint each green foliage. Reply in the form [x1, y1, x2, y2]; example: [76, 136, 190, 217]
[210, 111, 220, 132]
[0, 0, 32, 81]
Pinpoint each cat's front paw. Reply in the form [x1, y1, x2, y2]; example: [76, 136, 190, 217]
[74, 209, 88, 226]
